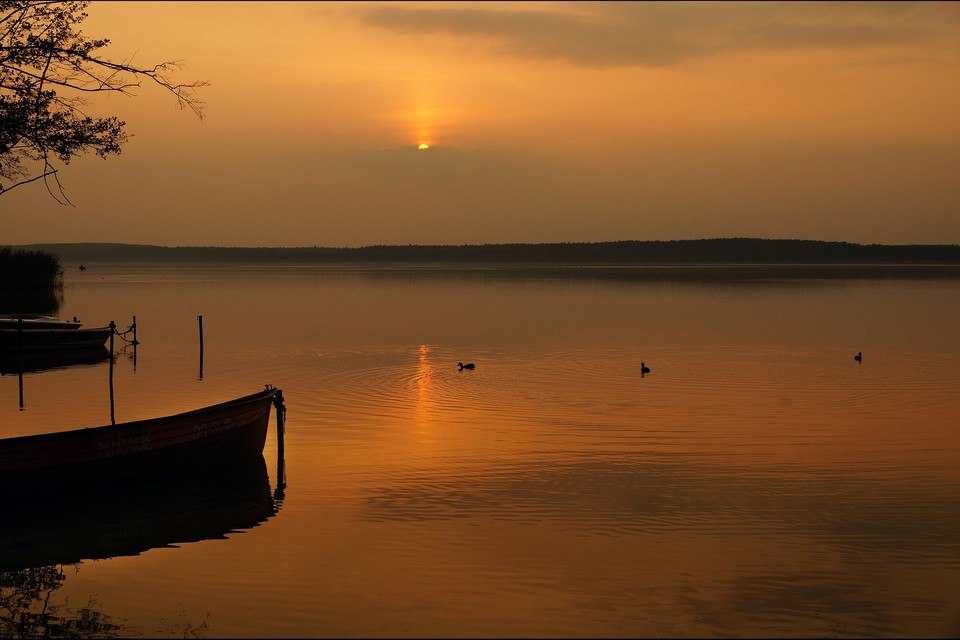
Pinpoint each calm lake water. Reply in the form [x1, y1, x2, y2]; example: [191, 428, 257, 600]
[2, 264, 960, 637]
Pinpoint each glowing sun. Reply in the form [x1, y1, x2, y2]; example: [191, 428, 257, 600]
[417, 143, 430, 151]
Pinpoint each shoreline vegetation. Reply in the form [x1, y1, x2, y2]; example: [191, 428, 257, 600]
[0, 248, 62, 286]
[14, 239, 960, 265]
[0, 248, 63, 314]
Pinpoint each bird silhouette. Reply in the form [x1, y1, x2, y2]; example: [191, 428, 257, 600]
[458, 361, 476, 371]
[641, 361, 651, 375]
[854, 351, 862, 363]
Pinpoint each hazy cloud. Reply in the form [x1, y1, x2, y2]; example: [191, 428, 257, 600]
[356, 1, 960, 67]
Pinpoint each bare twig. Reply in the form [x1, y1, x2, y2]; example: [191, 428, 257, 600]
[0, 165, 58, 194]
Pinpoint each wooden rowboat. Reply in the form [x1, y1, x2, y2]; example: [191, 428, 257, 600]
[0, 325, 111, 352]
[0, 387, 285, 493]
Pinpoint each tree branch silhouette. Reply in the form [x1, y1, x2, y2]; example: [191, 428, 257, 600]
[0, 0, 207, 201]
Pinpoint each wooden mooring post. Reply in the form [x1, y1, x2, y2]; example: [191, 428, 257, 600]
[274, 389, 287, 498]
[131, 315, 138, 371]
[198, 314, 204, 380]
[277, 392, 286, 487]
[16, 318, 24, 410]
[108, 320, 116, 425]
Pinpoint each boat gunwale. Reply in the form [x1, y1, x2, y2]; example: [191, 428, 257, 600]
[0, 314, 79, 322]
[0, 388, 277, 447]
[0, 325, 110, 334]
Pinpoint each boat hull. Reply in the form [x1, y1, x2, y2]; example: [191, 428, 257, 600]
[0, 389, 276, 494]
[0, 326, 111, 352]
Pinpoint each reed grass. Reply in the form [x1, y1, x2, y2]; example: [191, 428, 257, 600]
[0, 248, 62, 289]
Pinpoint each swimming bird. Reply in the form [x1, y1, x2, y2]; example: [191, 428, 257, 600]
[641, 361, 651, 375]
[457, 361, 476, 371]
[854, 351, 862, 363]
[78, 264, 86, 271]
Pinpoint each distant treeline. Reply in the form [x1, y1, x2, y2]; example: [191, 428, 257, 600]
[18, 239, 960, 264]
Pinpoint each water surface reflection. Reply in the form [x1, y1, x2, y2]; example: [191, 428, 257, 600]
[1, 455, 280, 637]
[1, 265, 958, 636]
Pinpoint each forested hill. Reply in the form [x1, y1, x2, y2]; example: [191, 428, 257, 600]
[17, 239, 960, 264]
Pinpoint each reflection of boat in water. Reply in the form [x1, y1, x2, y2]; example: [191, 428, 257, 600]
[0, 314, 82, 330]
[0, 325, 112, 352]
[0, 388, 285, 495]
[0, 454, 279, 571]
[0, 454, 283, 637]
[0, 345, 110, 375]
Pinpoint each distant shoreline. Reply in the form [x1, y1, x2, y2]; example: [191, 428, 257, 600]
[14, 239, 960, 265]
[45, 262, 960, 284]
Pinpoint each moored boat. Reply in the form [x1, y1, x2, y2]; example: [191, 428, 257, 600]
[0, 387, 285, 493]
[0, 325, 112, 352]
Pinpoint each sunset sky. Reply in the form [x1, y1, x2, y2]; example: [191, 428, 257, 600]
[3, 1, 959, 246]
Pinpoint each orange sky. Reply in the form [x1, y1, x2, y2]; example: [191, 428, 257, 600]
[3, 1, 959, 245]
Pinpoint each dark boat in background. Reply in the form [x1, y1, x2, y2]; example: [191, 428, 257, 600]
[0, 325, 111, 352]
[0, 387, 284, 493]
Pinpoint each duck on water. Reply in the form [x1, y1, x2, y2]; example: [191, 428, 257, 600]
[458, 362, 475, 371]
